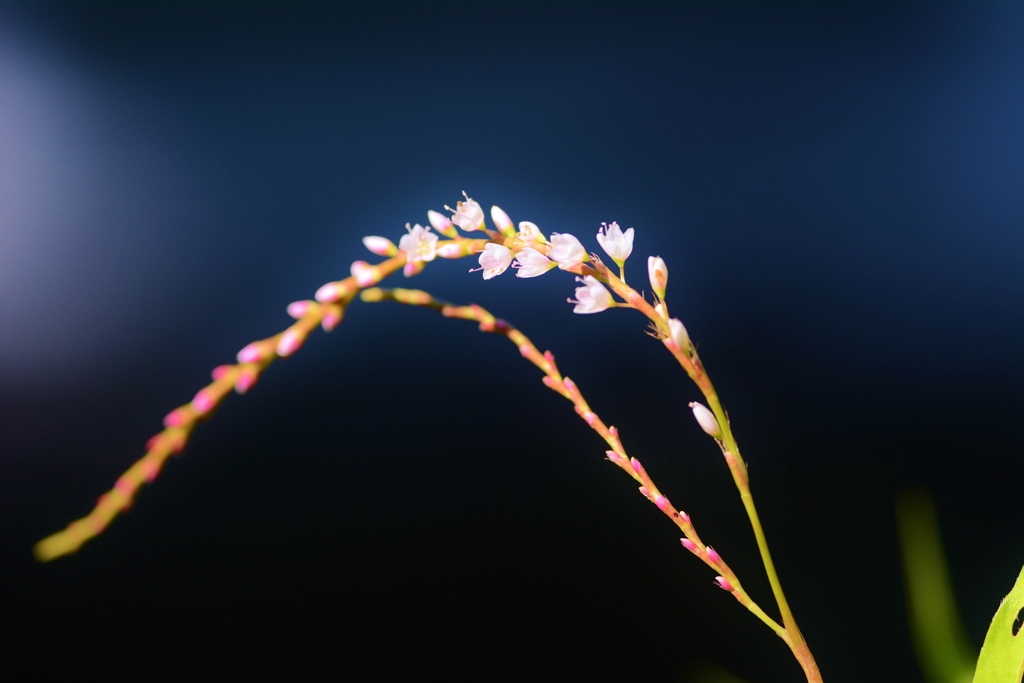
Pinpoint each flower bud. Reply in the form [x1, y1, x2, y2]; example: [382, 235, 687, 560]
[680, 538, 697, 552]
[668, 318, 690, 351]
[715, 576, 734, 592]
[427, 209, 458, 238]
[648, 256, 668, 300]
[276, 328, 306, 357]
[491, 205, 515, 237]
[689, 401, 722, 438]
[705, 546, 721, 564]
[362, 236, 398, 257]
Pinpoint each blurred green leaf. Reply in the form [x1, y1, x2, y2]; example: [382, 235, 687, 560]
[973, 565, 1024, 683]
[896, 489, 976, 683]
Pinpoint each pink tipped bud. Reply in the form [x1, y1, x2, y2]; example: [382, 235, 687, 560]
[322, 311, 341, 331]
[689, 401, 722, 438]
[287, 300, 311, 319]
[653, 493, 671, 512]
[638, 486, 652, 499]
[715, 576, 734, 592]
[235, 369, 257, 394]
[654, 303, 667, 319]
[437, 242, 463, 258]
[427, 209, 456, 237]
[351, 261, 380, 287]
[490, 205, 515, 237]
[648, 256, 668, 300]
[145, 434, 162, 451]
[276, 329, 305, 357]
[236, 343, 263, 364]
[680, 538, 697, 552]
[668, 318, 690, 351]
[605, 450, 624, 464]
[679, 511, 691, 526]
[630, 457, 643, 475]
[706, 546, 721, 564]
[362, 235, 398, 257]
[211, 364, 232, 380]
[315, 282, 340, 303]
[163, 408, 188, 428]
[191, 389, 215, 415]
[403, 260, 425, 277]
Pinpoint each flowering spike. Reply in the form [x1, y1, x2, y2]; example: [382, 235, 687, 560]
[680, 538, 697, 552]
[715, 576, 734, 592]
[689, 402, 722, 438]
[398, 224, 438, 265]
[648, 256, 668, 300]
[427, 209, 457, 238]
[472, 243, 513, 280]
[548, 233, 586, 269]
[362, 235, 399, 257]
[596, 222, 634, 267]
[668, 318, 690, 351]
[706, 546, 721, 564]
[513, 247, 556, 278]
[570, 276, 613, 314]
[445, 192, 485, 232]
[490, 205, 515, 237]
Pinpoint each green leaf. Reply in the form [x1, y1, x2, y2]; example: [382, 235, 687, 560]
[973, 565, 1024, 683]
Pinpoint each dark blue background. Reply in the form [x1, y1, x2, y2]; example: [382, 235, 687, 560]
[1, 2, 1022, 680]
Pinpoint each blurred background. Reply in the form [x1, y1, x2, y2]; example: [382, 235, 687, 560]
[1, 1, 1022, 680]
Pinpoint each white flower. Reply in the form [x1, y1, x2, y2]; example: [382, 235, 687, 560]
[516, 221, 546, 244]
[514, 247, 556, 278]
[548, 232, 586, 269]
[689, 401, 722, 438]
[445, 191, 485, 232]
[491, 205, 515, 237]
[596, 222, 633, 265]
[648, 256, 668, 300]
[398, 224, 438, 263]
[668, 318, 690, 350]
[474, 243, 513, 280]
[570, 275, 613, 314]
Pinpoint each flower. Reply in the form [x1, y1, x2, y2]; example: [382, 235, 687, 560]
[648, 256, 668, 300]
[445, 192, 485, 232]
[474, 243, 513, 280]
[596, 222, 633, 266]
[517, 221, 546, 244]
[513, 247, 556, 278]
[398, 224, 438, 263]
[490, 205, 515, 237]
[569, 275, 614, 314]
[668, 318, 690, 350]
[548, 232, 586, 269]
[689, 401, 722, 438]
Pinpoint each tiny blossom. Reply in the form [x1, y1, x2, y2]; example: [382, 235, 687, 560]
[689, 401, 722, 438]
[596, 222, 634, 265]
[513, 247, 555, 278]
[445, 192, 485, 232]
[548, 232, 586, 269]
[668, 318, 690, 350]
[648, 256, 668, 300]
[569, 276, 613, 314]
[362, 235, 398, 257]
[474, 243, 513, 280]
[398, 224, 438, 264]
[490, 205, 515, 237]
[517, 221, 546, 244]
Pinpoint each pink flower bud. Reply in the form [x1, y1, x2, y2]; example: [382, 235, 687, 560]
[706, 546, 721, 564]
[191, 389, 216, 415]
[653, 493, 671, 512]
[321, 311, 341, 331]
[437, 242, 463, 258]
[403, 260, 425, 277]
[428, 209, 457, 237]
[630, 457, 644, 475]
[638, 486, 652, 499]
[689, 401, 722, 438]
[211, 365, 232, 380]
[276, 329, 305, 357]
[362, 235, 398, 257]
[491, 205, 515, 237]
[163, 408, 188, 428]
[680, 538, 697, 552]
[605, 450, 624, 465]
[235, 369, 258, 394]
[668, 318, 690, 351]
[145, 434, 162, 451]
[715, 576, 734, 592]
[315, 281, 341, 303]
[679, 511, 691, 526]
[236, 343, 263, 364]
[648, 256, 668, 300]
[351, 261, 380, 287]
[287, 300, 311, 319]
